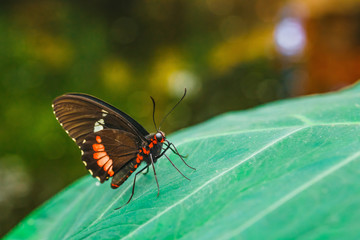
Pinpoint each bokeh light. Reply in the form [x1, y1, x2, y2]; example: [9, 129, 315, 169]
[274, 17, 306, 56]
[168, 70, 201, 98]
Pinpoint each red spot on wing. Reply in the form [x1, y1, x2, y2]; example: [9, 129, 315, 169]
[93, 143, 105, 152]
[149, 142, 154, 148]
[108, 166, 114, 176]
[111, 183, 119, 188]
[103, 159, 112, 171]
[134, 164, 138, 169]
[97, 155, 109, 167]
[94, 151, 107, 160]
[96, 136, 102, 143]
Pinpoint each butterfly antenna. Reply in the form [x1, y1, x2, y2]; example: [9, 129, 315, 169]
[150, 96, 158, 131]
[158, 88, 187, 130]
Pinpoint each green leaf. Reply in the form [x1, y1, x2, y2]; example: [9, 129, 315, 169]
[6, 83, 360, 239]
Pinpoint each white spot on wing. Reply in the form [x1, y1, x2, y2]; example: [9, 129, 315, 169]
[101, 109, 108, 117]
[72, 138, 76, 142]
[96, 176, 101, 181]
[81, 150, 84, 155]
[94, 125, 103, 132]
[82, 161, 87, 166]
[82, 139, 86, 144]
[89, 169, 93, 175]
[94, 119, 104, 132]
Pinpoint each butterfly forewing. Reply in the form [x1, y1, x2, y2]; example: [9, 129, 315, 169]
[52, 94, 149, 146]
[52, 93, 150, 185]
[81, 129, 140, 182]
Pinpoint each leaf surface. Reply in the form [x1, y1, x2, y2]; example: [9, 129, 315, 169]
[6, 84, 360, 239]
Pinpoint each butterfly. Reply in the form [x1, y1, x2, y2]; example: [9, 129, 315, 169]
[52, 89, 194, 208]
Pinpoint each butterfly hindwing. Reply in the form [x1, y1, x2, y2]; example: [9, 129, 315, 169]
[52, 93, 149, 146]
[111, 158, 139, 189]
[81, 129, 140, 182]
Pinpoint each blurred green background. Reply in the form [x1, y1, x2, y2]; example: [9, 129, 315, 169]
[2, 0, 360, 236]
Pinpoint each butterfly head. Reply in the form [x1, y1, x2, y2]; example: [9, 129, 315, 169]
[155, 131, 165, 143]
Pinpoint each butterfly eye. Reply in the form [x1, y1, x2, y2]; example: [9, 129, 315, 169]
[155, 132, 163, 142]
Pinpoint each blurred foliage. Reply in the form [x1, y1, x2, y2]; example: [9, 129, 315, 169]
[2, 0, 360, 237]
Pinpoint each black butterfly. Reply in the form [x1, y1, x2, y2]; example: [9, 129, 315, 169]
[52, 89, 194, 208]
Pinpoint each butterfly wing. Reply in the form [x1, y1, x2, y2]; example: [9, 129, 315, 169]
[52, 93, 150, 184]
[53, 93, 149, 146]
[80, 129, 140, 182]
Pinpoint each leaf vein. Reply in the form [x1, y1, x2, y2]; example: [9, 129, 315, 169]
[224, 149, 360, 239]
[121, 126, 306, 239]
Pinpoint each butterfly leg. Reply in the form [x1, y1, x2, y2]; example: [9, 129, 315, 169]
[166, 141, 196, 170]
[114, 165, 148, 210]
[164, 142, 188, 158]
[164, 154, 190, 180]
[158, 143, 187, 159]
[157, 144, 171, 158]
[170, 148, 188, 158]
[150, 153, 160, 197]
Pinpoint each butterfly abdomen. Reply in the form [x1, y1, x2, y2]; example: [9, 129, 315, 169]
[111, 152, 146, 188]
